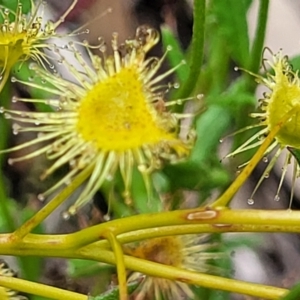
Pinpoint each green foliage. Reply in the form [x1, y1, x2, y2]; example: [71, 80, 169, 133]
[89, 281, 140, 300]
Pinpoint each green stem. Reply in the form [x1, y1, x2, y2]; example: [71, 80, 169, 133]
[176, 0, 206, 99]
[247, 0, 269, 86]
[0, 208, 300, 298]
[2, 209, 300, 255]
[103, 231, 127, 300]
[212, 106, 297, 208]
[80, 249, 286, 300]
[12, 162, 94, 239]
[0, 275, 87, 300]
[0, 71, 35, 280]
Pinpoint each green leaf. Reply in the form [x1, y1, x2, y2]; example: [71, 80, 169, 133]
[0, 0, 31, 22]
[288, 148, 300, 167]
[161, 25, 189, 83]
[212, 0, 250, 66]
[280, 281, 300, 300]
[89, 280, 140, 300]
[191, 105, 231, 163]
[68, 259, 113, 278]
[290, 55, 300, 72]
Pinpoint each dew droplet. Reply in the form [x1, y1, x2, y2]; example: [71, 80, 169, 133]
[11, 77, 17, 83]
[7, 158, 14, 165]
[234, 66, 239, 71]
[274, 195, 280, 201]
[262, 157, 268, 163]
[258, 135, 264, 141]
[247, 198, 254, 205]
[103, 214, 111, 221]
[264, 173, 269, 178]
[138, 164, 147, 172]
[69, 159, 76, 167]
[106, 174, 113, 181]
[29, 63, 37, 70]
[37, 194, 45, 201]
[62, 211, 70, 220]
[166, 45, 172, 51]
[0, 107, 4, 113]
[219, 139, 223, 143]
[12, 96, 18, 103]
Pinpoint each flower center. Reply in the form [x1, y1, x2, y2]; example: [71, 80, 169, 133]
[267, 69, 300, 148]
[76, 66, 173, 151]
[129, 237, 184, 266]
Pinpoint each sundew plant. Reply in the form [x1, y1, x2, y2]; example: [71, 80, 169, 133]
[1, 0, 300, 299]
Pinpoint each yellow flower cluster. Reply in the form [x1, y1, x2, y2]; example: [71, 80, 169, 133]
[0, 0, 78, 90]
[0, 5, 195, 215]
[227, 51, 300, 204]
[125, 235, 221, 299]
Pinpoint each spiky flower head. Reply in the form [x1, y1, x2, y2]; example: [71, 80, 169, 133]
[0, 0, 77, 89]
[227, 51, 300, 203]
[1, 26, 195, 215]
[0, 260, 27, 300]
[126, 235, 221, 300]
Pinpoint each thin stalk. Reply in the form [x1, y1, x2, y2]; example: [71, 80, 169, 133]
[247, 0, 269, 88]
[2, 209, 300, 255]
[0, 275, 87, 300]
[212, 106, 297, 208]
[81, 249, 287, 300]
[103, 231, 127, 300]
[0, 209, 300, 298]
[51, 207, 300, 250]
[12, 162, 94, 239]
[175, 0, 206, 99]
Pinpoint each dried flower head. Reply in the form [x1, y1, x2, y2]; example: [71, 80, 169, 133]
[0, 260, 28, 300]
[0, 0, 78, 89]
[125, 235, 221, 300]
[226, 51, 300, 204]
[1, 26, 195, 215]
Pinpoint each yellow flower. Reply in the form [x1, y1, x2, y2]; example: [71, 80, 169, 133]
[125, 235, 221, 300]
[1, 26, 194, 215]
[0, 0, 77, 90]
[227, 51, 300, 204]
